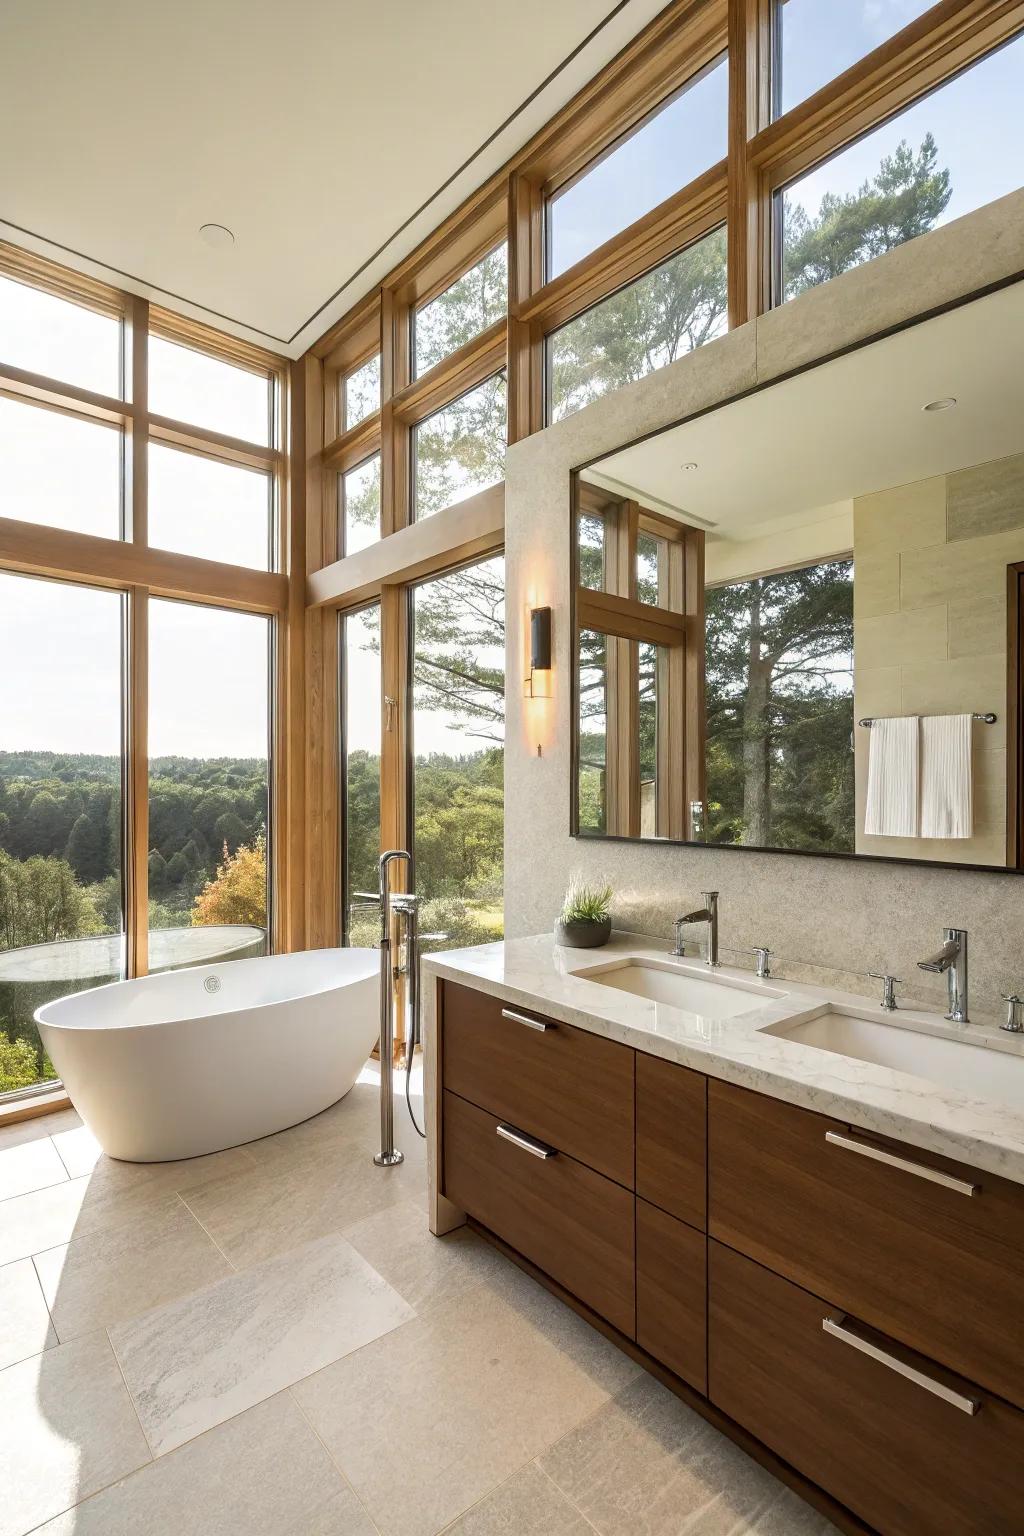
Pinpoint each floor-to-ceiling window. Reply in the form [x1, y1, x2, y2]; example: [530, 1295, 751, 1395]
[0, 246, 287, 1106]
[340, 603, 382, 946]
[0, 573, 125, 1094]
[410, 555, 505, 954]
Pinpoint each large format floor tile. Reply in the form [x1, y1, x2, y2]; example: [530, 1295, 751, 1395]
[51, 1121, 256, 1192]
[0, 1330, 151, 1536]
[294, 1265, 640, 1536]
[34, 1198, 233, 1341]
[540, 1376, 836, 1536]
[441, 1463, 593, 1535]
[0, 1174, 183, 1267]
[0, 1131, 68, 1201]
[181, 1138, 410, 1268]
[110, 1230, 414, 1455]
[33, 1391, 372, 1536]
[345, 1198, 507, 1317]
[0, 1108, 81, 1151]
[0, 1257, 57, 1370]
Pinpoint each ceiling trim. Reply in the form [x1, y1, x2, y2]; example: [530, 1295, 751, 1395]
[0, 0, 663, 358]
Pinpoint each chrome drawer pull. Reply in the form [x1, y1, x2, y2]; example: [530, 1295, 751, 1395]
[501, 1007, 554, 1032]
[822, 1317, 980, 1415]
[824, 1130, 978, 1196]
[496, 1123, 557, 1160]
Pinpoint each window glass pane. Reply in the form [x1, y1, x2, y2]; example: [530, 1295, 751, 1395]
[0, 574, 124, 1096]
[341, 605, 381, 947]
[344, 354, 380, 430]
[578, 511, 606, 590]
[639, 641, 660, 838]
[148, 601, 270, 969]
[780, 34, 1024, 303]
[149, 444, 271, 570]
[412, 556, 505, 953]
[548, 57, 728, 278]
[705, 561, 854, 850]
[0, 396, 121, 539]
[548, 227, 727, 424]
[149, 335, 271, 445]
[0, 274, 121, 397]
[414, 372, 506, 519]
[636, 533, 665, 606]
[577, 629, 608, 836]
[413, 246, 508, 378]
[342, 454, 381, 556]
[775, 0, 935, 116]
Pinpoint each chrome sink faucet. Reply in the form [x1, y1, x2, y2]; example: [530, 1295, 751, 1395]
[673, 891, 720, 967]
[917, 927, 968, 1024]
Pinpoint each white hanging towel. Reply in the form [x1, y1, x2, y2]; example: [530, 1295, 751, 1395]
[920, 713, 973, 839]
[864, 716, 919, 837]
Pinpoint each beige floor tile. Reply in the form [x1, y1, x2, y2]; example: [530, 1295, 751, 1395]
[0, 1174, 183, 1268]
[293, 1265, 640, 1536]
[0, 1133, 68, 1202]
[284, 1489, 381, 1536]
[33, 1391, 361, 1536]
[441, 1463, 593, 1535]
[181, 1138, 409, 1268]
[540, 1376, 836, 1536]
[0, 1257, 57, 1370]
[34, 1198, 233, 1341]
[110, 1230, 414, 1456]
[0, 1108, 81, 1151]
[0, 1330, 150, 1536]
[51, 1121, 256, 1190]
[345, 1199, 508, 1316]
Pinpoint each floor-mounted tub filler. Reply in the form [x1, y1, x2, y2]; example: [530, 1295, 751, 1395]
[35, 947, 379, 1162]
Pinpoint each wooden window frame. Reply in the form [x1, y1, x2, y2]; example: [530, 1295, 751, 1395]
[0, 243, 291, 1118]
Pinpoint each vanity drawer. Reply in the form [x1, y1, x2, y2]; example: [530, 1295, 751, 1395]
[709, 1241, 1024, 1536]
[441, 980, 634, 1186]
[636, 1198, 706, 1392]
[636, 1053, 706, 1229]
[708, 1079, 1024, 1410]
[443, 1089, 635, 1335]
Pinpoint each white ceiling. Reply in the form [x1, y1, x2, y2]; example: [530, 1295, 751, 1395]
[0, 0, 666, 357]
[585, 280, 1024, 539]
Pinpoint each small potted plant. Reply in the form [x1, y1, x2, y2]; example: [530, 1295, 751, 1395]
[555, 878, 613, 948]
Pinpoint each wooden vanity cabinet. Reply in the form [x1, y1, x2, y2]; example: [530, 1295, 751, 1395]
[438, 979, 1024, 1536]
[708, 1078, 1024, 1412]
[710, 1242, 1024, 1536]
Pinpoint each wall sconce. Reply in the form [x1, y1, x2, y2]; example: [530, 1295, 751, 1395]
[524, 606, 552, 699]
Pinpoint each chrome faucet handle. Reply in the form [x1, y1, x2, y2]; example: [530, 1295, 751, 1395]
[1001, 994, 1024, 1033]
[868, 972, 903, 1012]
[750, 946, 774, 980]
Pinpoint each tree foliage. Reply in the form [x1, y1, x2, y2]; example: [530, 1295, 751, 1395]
[191, 836, 267, 929]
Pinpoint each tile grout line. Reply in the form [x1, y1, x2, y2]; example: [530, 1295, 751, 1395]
[287, 1385, 386, 1536]
[49, 1131, 77, 1181]
[534, 1459, 605, 1536]
[104, 1324, 159, 1462]
[27, 1248, 61, 1348]
[174, 1188, 239, 1271]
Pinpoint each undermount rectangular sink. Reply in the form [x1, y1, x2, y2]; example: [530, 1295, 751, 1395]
[765, 1010, 1024, 1112]
[572, 958, 784, 1020]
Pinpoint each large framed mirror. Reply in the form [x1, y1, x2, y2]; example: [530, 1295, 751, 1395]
[572, 279, 1024, 872]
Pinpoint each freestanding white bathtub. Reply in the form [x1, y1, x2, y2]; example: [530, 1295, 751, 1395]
[35, 947, 380, 1162]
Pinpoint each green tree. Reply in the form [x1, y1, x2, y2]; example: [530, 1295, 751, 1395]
[65, 810, 109, 883]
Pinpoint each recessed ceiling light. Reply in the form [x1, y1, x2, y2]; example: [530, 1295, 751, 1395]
[682, 461, 698, 471]
[922, 397, 956, 412]
[199, 223, 235, 250]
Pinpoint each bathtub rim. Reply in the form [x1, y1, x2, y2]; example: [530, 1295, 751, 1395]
[33, 944, 380, 1035]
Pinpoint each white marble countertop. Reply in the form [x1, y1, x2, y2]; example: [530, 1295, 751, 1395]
[422, 929, 1024, 1187]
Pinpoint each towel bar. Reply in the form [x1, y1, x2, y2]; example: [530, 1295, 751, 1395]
[858, 712, 996, 727]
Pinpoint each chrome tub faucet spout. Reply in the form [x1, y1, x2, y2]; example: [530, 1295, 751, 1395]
[917, 927, 968, 1024]
[673, 891, 720, 967]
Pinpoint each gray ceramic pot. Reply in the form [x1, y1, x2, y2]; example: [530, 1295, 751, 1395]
[554, 916, 611, 948]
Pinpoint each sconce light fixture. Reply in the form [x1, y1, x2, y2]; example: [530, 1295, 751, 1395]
[525, 606, 552, 699]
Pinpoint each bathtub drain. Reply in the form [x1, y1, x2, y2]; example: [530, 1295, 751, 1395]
[204, 975, 222, 995]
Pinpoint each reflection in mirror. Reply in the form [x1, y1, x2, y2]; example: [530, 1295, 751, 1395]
[573, 279, 1024, 870]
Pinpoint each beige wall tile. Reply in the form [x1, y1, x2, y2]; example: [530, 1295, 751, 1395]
[948, 452, 1024, 542]
[900, 656, 1004, 742]
[948, 595, 1007, 660]
[852, 548, 900, 618]
[900, 528, 1024, 612]
[854, 476, 946, 557]
[855, 606, 947, 670]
